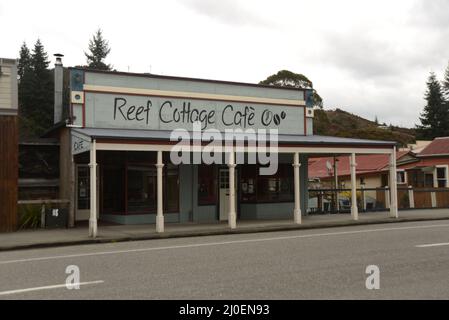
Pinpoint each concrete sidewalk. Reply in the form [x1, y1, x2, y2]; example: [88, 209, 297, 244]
[1, 208, 449, 251]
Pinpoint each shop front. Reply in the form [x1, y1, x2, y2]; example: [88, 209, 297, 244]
[64, 67, 398, 237]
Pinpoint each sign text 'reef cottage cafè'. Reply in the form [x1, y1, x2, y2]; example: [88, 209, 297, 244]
[86, 93, 305, 134]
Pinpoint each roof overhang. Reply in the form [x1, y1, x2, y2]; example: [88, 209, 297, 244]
[72, 128, 396, 155]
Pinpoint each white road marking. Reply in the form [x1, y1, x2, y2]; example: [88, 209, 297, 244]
[0, 280, 104, 296]
[1, 223, 449, 265]
[416, 242, 449, 248]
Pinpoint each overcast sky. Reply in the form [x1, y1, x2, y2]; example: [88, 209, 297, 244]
[1, 0, 448, 128]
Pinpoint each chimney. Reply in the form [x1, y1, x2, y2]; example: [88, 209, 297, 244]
[54, 53, 64, 124]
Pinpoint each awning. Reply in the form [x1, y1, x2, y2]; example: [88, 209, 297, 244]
[72, 127, 396, 147]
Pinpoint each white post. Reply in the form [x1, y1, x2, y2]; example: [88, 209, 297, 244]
[293, 152, 302, 224]
[350, 153, 358, 220]
[385, 186, 390, 209]
[408, 185, 415, 208]
[361, 185, 366, 211]
[228, 150, 237, 229]
[89, 139, 97, 238]
[431, 168, 437, 208]
[431, 192, 437, 208]
[156, 151, 164, 233]
[389, 147, 398, 218]
[334, 157, 339, 212]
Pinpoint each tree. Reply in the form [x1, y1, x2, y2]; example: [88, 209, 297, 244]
[259, 70, 323, 108]
[18, 43, 34, 122]
[443, 61, 449, 100]
[374, 115, 379, 125]
[17, 39, 54, 138]
[416, 72, 449, 139]
[84, 29, 112, 70]
[31, 39, 54, 135]
[18, 42, 32, 80]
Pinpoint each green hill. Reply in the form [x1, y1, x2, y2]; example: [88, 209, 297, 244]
[313, 108, 416, 147]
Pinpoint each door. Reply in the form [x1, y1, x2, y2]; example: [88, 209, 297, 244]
[219, 169, 229, 221]
[219, 168, 237, 221]
[75, 164, 99, 221]
[75, 164, 90, 221]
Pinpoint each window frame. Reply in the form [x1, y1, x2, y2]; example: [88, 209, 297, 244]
[435, 165, 449, 188]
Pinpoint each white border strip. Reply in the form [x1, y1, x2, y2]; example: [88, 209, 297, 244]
[95, 142, 393, 155]
[83, 84, 306, 107]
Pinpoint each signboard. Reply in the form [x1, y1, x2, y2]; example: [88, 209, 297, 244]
[83, 93, 305, 135]
[71, 132, 91, 155]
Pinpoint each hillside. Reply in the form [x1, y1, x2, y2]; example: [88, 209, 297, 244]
[313, 108, 416, 147]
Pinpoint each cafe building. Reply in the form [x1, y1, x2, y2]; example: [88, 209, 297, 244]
[51, 58, 399, 237]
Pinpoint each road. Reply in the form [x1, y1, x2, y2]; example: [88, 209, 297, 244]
[1, 219, 449, 299]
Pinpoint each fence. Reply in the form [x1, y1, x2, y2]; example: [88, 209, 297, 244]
[307, 187, 449, 214]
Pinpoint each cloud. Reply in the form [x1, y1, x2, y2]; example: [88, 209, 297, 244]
[410, 0, 449, 29]
[179, 0, 275, 28]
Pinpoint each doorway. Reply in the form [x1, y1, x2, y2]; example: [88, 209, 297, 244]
[218, 168, 237, 221]
[75, 164, 90, 221]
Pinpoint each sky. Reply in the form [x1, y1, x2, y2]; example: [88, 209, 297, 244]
[1, 0, 448, 128]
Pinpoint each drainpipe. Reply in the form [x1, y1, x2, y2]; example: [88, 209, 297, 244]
[54, 53, 64, 124]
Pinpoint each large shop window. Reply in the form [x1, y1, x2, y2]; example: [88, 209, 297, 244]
[101, 160, 179, 214]
[198, 165, 217, 205]
[257, 165, 294, 202]
[102, 166, 125, 213]
[127, 165, 157, 213]
[240, 164, 294, 203]
[126, 164, 180, 213]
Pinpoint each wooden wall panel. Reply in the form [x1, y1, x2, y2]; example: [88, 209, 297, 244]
[0, 115, 18, 232]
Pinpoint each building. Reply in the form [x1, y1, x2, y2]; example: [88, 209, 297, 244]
[44, 57, 399, 237]
[401, 137, 449, 188]
[0, 58, 19, 232]
[308, 151, 411, 190]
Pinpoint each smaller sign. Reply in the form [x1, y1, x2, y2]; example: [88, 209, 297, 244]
[72, 132, 91, 155]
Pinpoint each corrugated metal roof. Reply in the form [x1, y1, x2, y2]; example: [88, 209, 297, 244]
[73, 127, 396, 146]
[418, 137, 449, 156]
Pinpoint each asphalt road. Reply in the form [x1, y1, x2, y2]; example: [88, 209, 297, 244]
[1, 219, 449, 299]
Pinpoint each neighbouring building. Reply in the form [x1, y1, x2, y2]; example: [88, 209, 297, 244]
[309, 137, 449, 211]
[308, 151, 411, 190]
[0, 58, 19, 232]
[43, 56, 399, 237]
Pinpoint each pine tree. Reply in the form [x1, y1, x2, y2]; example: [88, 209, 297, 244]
[417, 72, 449, 139]
[443, 61, 449, 100]
[18, 42, 33, 112]
[18, 42, 32, 80]
[84, 29, 112, 70]
[30, 39, 54, 134]
[17, 39, 54, 138]
[18, 42, 36, 138]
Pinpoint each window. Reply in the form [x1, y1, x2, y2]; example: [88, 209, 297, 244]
[257, 164, 294, 202]
[381, 174, 388, 187]
[198, 165, 217, 205]
[397, 171, 406, 184]
[102, 166, 125, 214]
[436, 166, 448, 188]
[126, 164, 179, 213]
[240, 165, 257, 202]
[127, 165, 156, 213]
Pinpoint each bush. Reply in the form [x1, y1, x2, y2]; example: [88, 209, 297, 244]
[18, 204, 42, 229]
